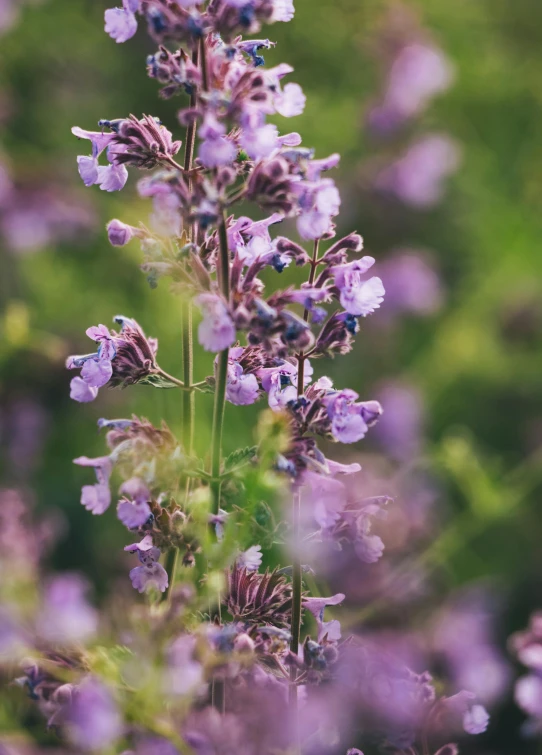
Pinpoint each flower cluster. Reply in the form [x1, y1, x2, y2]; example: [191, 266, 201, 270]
[6, 2, 496, 754]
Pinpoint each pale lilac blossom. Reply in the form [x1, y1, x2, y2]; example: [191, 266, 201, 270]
[323, 389, 382, 444]
[73, 455, 113, 515]
[67, 677, 123, 751]
[331, 257, 385, 317]
[195, 293, 236, 352]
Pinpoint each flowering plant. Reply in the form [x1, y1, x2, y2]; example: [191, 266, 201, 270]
[3, 2, 493, 753]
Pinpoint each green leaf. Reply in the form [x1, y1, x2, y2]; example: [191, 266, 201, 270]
[223, 446, 258, 474]
[140, 373, 178, 389]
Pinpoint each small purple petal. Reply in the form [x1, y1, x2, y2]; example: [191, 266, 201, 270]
[81, 484, 111, 515]
[117, 499, 152, 528]
[96, 163, 129, 192]
[275, 83, 306, 117]
[463, 704, 490, 735]
[129, 562, 168, 593]
[77, 156, 99, 187]
[81, 358, 113, 388]
[70, 377, 98, 403]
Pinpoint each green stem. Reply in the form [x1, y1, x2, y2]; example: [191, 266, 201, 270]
[163, 546, 179, 603]
[209, 210, 231, 518]
[163, 44, 199, 603]
[289, 239, 320, 735]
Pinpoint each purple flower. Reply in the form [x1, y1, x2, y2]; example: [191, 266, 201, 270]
[271, 0, 295, 22]
[104, 0, 139, 44]
[73, 455, 113, 515]
[230, 213, 285, 268]
[303, 593, 345, 642]
[67, 677, 123, 751]
[274, 82, 306, 117]
[226, 355, 260, 405]
[198, 114, 237, 168]
[300, 470, 348, 529]
[117, 500, 152, 529]
[117, 477, 152, 528]
[296, 178, 341, 240]
[463, 704, 490, 735]
[107, 218, 141, 246]
[515, 674, 542, 719]
[125, 536, 168, 593]
[323, 389, 383, 444]
[195, 293, 236, 352]
[257, 358, 312, 410]
[373, 382, 424, 461]
[72, 126, 129, 192]
[86, 323, 117, 360]
[39, 574, 98, 644]
[375, 134, 461, 209]
[237, 545, 263, 571]
[240, 115, 280, 160]
[379, 250, 443, 318]
[331, 257, 385, 317]
[369, 43, 454, 133]
[442, 691, 490, 736]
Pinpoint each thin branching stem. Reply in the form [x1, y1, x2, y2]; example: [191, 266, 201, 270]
[289, 238, 320, 743]
[164, 44, 199, 603]
[210, 209, 231, 519]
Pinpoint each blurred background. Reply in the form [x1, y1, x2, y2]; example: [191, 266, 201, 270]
[2, 0, 542, 751]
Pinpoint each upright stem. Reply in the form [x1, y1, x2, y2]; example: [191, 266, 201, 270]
[163, 45, 199, 602]
[289, 239, 320, 727]
[180, 47, 199, 455]
[210, 210, 231, 518]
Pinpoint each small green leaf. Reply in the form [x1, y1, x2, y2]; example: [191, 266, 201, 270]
[223, 446, 258, 474]
[140, 374, 178, 389]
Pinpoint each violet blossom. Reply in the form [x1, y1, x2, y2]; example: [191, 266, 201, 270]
[73, 455, 113, 515]
[195, 293, 236, 352]
[331, 256, 385, 317]
[323, 388, 383, 444]
[125, 536, 168, 593]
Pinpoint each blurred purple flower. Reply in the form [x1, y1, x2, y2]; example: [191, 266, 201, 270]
[238, 544, 263, 571]
[39, 574, 98, 644]
[67, 677, 123, 751]
[369, 43, 454, 134]
[198, 114, 237, 168]
[303, 592, 345, 642]
[375, 134, 461, 208]
[373, 381, 424, 461]
[296, 178, 341, 241]
[379, 249, 444, 318]
[195, 293, 236, 352]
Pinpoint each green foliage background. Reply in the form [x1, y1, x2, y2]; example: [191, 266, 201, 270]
[2, 0, 542, 751]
